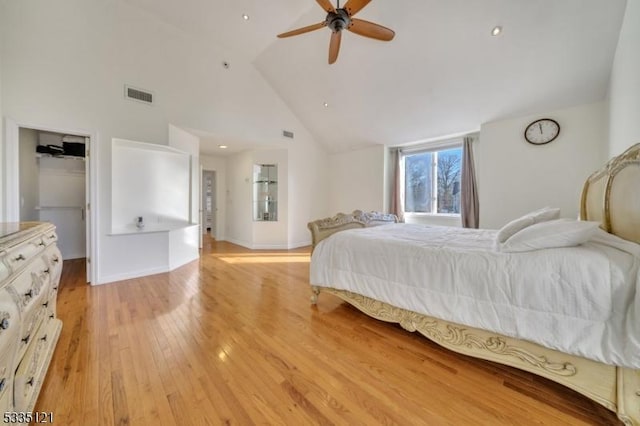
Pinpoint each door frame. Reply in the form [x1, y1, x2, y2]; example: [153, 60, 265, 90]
[3, 117, 98, 284]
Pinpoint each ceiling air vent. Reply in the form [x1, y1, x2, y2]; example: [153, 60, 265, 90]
[125, 85, 154, 105]
[282, 130, 294, 139]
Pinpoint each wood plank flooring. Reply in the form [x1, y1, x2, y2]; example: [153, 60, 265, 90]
[35, 237, 622, 425]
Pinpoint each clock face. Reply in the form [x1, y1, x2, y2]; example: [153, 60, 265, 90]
[524, 119, 560, 145]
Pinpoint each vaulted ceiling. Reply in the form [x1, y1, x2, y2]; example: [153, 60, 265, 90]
[124, 0, 627, 153]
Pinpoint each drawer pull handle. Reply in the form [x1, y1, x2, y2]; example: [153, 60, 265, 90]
[43, 268, 50, 274]
[24, 290, 33, 299]
[38, 241, 45, 247]
[53, 286, 58, 291]
[26, 378, 34, 387]
[40, 334, 48, 342]
[52, 257, 60, 263]
[22, 334, 30, 344]
[0, 319, 9, 330]
[49, 314, 54, 319]
[42, 301, 49, 308]
[0, 378, 5, 392]
[48, 234, 56, 239]
[14, 254, 25, 262]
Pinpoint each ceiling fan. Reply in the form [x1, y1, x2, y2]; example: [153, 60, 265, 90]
[277, 0, 395, 64]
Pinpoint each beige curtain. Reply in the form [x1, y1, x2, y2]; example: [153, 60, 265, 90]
[390, 148, 405, 222]
[461, 137, 479, 228]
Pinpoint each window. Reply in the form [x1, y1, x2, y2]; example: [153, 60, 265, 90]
[404, 146, 462, 215]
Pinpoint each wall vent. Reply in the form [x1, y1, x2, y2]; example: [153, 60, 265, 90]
[125, 85, 154, 105]
[282, 130, 294, 139]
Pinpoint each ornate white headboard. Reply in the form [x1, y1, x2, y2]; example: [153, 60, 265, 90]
[581, 143, 640, 244]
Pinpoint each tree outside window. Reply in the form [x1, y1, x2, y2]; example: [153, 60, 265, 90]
[404, 147, 462, 215]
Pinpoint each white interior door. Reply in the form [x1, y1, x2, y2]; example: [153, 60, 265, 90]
[85, 137, 92, 282]
[199, 165, 204, 249]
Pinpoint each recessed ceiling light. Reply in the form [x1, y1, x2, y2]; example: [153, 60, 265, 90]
[242, 14, 249, 21]
[218, 145, 228, 149]
[491, 26, 502, 36]
[323, 102, 329, 107]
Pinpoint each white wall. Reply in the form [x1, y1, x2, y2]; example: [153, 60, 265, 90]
[200, 154, 227, 241]
[0, 1, 328, 282]
[608, 0, 640, 157]
[18, 128, 39, 221]
[168, 125, 200, 224]
[478, 102, 607, 229]
[287, 129, 329, 248]
[328, 145, 386, 214]
[225, 151, 254, 247]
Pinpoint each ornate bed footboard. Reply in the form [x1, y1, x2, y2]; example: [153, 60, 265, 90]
[311, 285, 639, 425]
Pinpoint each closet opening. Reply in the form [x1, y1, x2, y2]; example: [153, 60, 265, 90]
[4, 119, 95, 284]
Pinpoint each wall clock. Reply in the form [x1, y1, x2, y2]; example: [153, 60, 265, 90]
[524, 118, 560, 145]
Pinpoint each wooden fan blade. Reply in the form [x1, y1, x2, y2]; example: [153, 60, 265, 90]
[348, 18, 395, 41]
[316, 0, 335, 13]
[329, 31, 342, 64]
[277, 22, 326, 38]
[343, 0, 371, 16]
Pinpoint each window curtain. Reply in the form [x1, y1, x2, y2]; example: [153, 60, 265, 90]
[390, 148, 405, 222]
[461, 136, 479, 228]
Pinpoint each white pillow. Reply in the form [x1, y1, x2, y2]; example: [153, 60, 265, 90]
[500, 219, 600, 253]
[496, 207, 561, 243]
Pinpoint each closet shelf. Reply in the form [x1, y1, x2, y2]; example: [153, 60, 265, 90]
[36, 153, 85, 161]
[35, 206, 84, 210]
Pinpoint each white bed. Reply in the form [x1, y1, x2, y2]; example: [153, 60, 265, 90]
[307, 143, 640, 425]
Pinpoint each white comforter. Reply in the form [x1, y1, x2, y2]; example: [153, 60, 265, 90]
[310, 224, 640, 368]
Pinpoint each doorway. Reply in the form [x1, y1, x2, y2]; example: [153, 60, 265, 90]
[4, 119, 96, 283]
[202, 170, 216, 238]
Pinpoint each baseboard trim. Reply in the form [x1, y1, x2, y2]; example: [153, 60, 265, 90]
[97, 266, 170, 285]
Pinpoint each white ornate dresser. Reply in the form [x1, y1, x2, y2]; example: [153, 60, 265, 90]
[0, 222, 62, 413]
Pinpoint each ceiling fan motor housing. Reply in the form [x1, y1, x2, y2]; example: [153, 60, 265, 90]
[326, 9, 351, 32]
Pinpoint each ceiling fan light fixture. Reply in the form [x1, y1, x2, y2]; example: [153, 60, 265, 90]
[323, 102, 329, 107]
[327, 9, 351, 32]
[242, 14, 250, 21]
[276, 0, 395, 64]
[491, 26, 502, 36]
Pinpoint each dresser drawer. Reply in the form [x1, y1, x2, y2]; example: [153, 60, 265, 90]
[14, 319, 61, 412]
[40, 230, 58, 247]
[0, 256, 10, 283]
[7, 257, 48, 314]
[3, 235, 47, 274]
[14, 307, 45, 364]
[0, 344, 16, 406]
[0, 289, 21, 351]
[41, 245, 62, 288]
[43, 288, 57, 322]
[0, 289, 20, 410]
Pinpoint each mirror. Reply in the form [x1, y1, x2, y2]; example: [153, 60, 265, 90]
[253, 164, 277, 221]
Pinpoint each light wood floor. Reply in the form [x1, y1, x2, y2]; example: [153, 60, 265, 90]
[35, 237, 621, 425]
